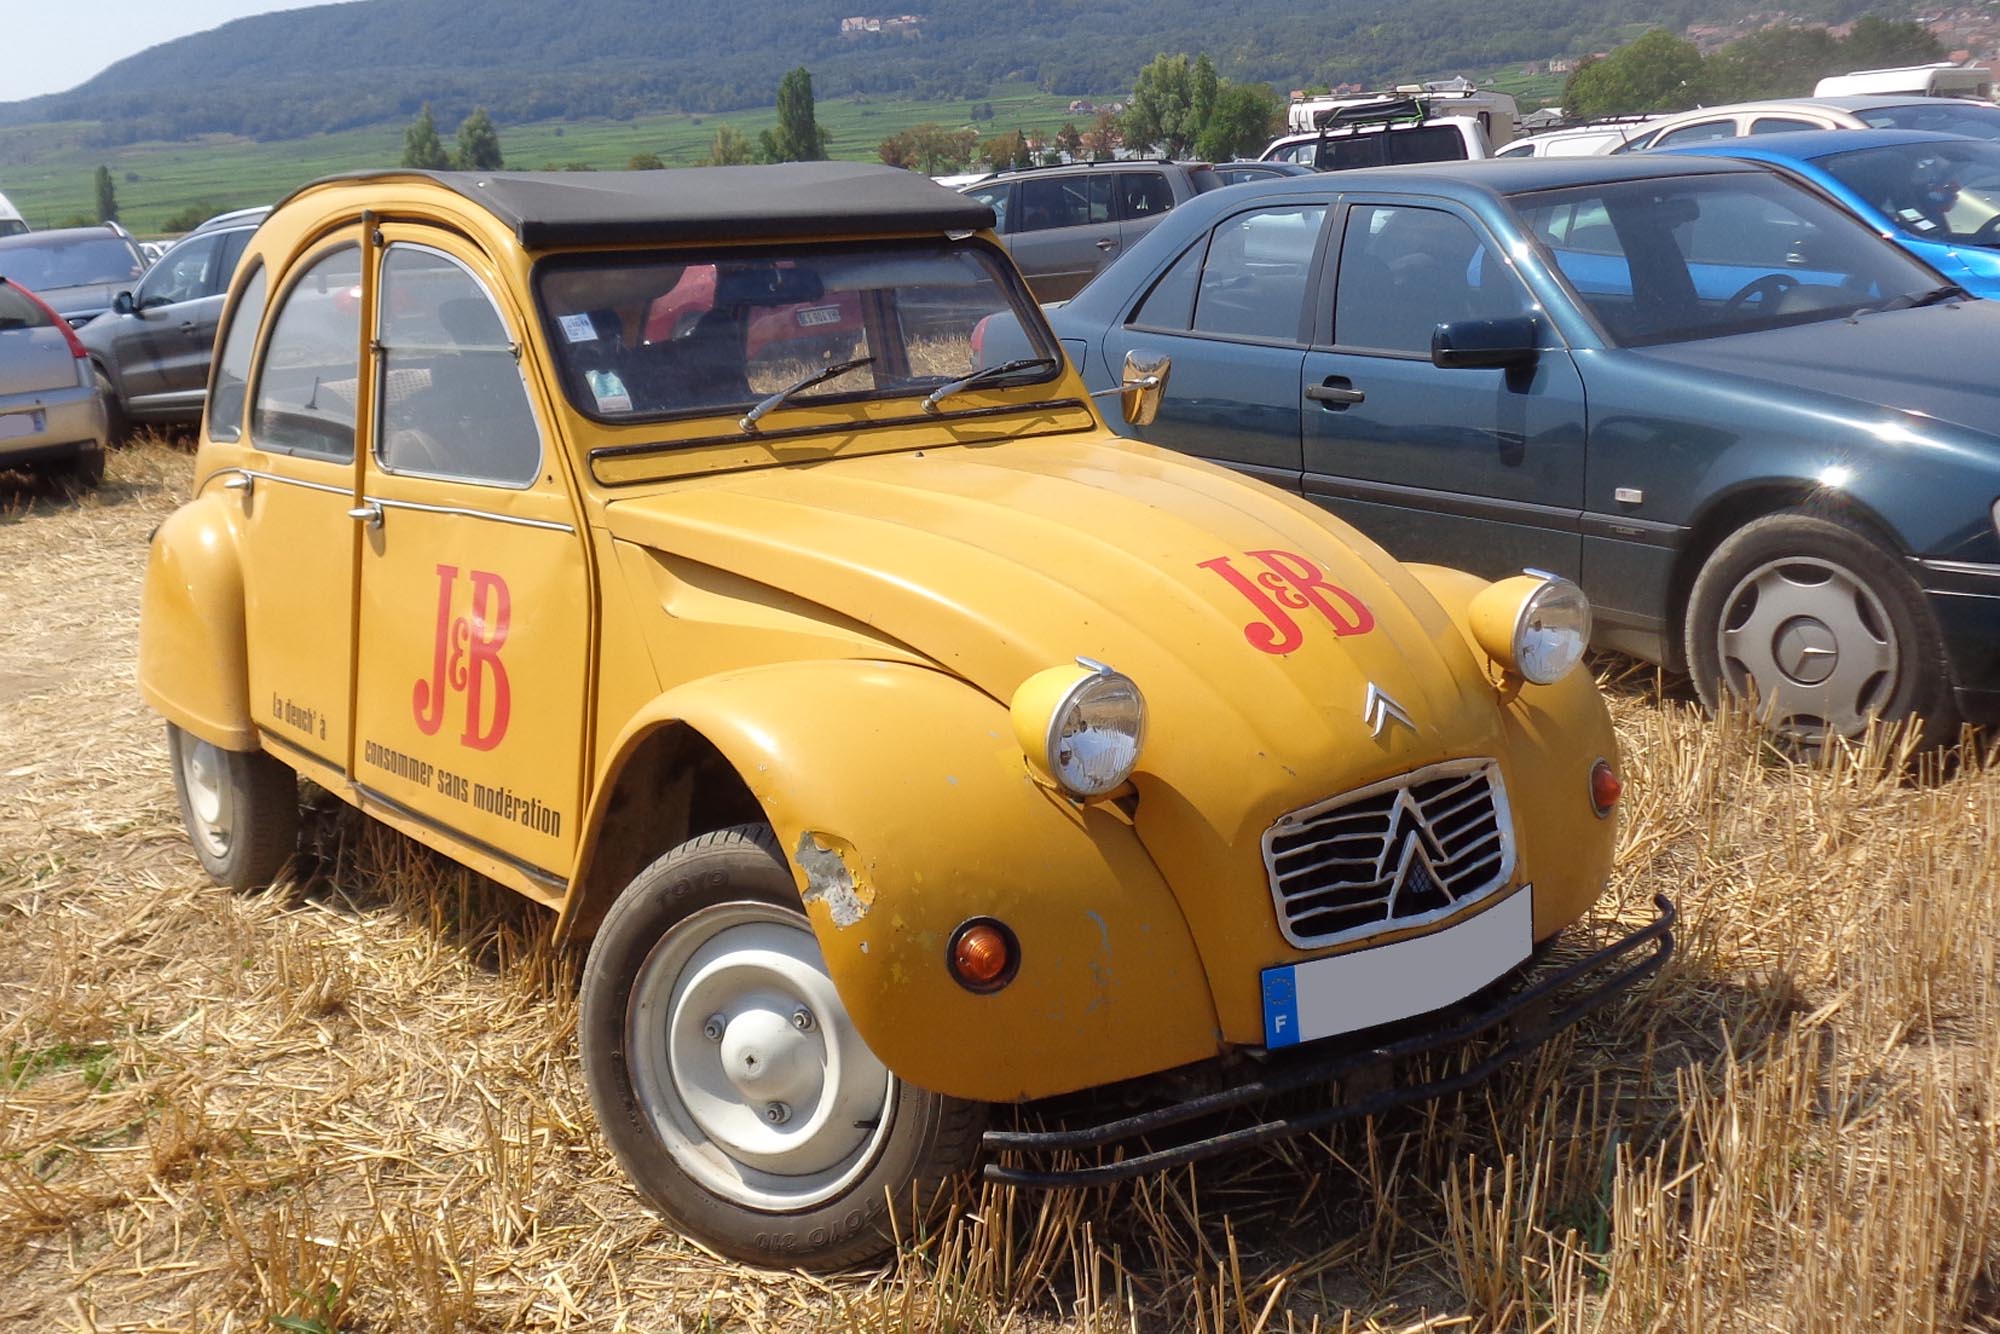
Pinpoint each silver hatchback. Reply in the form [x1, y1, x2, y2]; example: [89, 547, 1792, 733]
[0, 278, 108, 487]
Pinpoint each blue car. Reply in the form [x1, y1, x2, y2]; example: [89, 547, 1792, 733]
[1044, 155, 2000, 747]
[1662, 129, 2000, 298]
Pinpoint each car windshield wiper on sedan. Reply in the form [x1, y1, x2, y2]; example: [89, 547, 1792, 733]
[921, 357, 1058, 414]
[739, 355, 876, 432]
[1903, 283, 1969, 308]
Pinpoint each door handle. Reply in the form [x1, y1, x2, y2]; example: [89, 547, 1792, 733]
[222, 474, 253, 496]
[1095, 238, 1118, 251]
[347, 501, 383, 528]
[177, 321, 198, 332]
[1307, 379, 1366, 408]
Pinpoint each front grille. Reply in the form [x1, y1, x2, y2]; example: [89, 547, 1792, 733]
[1263, 759, 1515, 949]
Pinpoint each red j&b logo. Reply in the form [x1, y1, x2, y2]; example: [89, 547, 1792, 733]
[1199, 549, 1375, 654]
[413, 563, 511, 750]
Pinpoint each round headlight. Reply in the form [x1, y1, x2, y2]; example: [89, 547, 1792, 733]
[1009, 659, 1147, 798]
[1468, 573, 1592, 686]
[1515, 578, 1592, 684]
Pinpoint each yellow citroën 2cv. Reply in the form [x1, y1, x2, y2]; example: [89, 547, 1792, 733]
[139, 163, 1671, 1268]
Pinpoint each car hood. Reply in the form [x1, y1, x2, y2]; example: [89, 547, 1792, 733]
[1630, 303, 2000, 439]
[604, 436, 1508, 830]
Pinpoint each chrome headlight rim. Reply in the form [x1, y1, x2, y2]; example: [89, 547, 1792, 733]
[1512, 569, 1592, 686]
[1041, 658, 1148, 798]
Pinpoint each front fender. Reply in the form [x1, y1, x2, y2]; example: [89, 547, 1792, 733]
[1407, 565, 1619, 938]
[139, 494, 256, 750]
[586, 659, 1221, 1103]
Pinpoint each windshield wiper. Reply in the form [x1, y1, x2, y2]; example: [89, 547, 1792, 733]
[921, 357, 1058, 414]
[1906, 283, 1968, 308]
[739, 355, 875, 432]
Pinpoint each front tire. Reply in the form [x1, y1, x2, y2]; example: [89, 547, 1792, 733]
[1684, 510, 1959, 749]
[166, 723, 300, 890]
[580, 824, 984, 1270]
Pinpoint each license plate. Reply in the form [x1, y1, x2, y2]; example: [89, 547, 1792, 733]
[0, 410, 44, 441]
[1260, 888, 1532, 1048]
[795, 305, 843, 327]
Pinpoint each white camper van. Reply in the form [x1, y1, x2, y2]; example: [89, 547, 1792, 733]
[0, 192, 27, 238]
[1814, 64, 1994, 100]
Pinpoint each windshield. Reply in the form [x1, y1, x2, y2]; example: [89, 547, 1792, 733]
[0, 235, 144, 290]
[536, 239, 1057, 424]
[1513, 172, 1947, 347]
[1859, 101, 2000, 139]
[1818, 138, 2000, 244]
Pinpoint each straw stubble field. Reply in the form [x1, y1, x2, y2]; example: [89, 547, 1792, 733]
[1, 438, 1996, 1331]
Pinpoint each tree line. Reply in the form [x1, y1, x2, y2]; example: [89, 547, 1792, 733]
[1563, 16, 1944, 119]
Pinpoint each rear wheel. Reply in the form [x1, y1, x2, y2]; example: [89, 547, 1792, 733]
[1684, 511, 1959, 749]
[166, 723, 300, 890]
[92, 366, 128, 445]
[580, 824, 984, 1269]
[45, 445, 105, 491]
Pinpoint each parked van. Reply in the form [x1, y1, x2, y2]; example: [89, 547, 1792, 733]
[1494, 116, 1663, 158]
[1815, 64, 1994, 100]
[0, 192, 27, 237]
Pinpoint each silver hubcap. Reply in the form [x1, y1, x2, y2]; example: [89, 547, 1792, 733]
[180, 736, 233, 860]
[626, 902, 895, 1212]
[1717, 556, 1899, 743]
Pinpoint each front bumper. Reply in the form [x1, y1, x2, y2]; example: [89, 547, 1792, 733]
[981, 894, 1675, 1188]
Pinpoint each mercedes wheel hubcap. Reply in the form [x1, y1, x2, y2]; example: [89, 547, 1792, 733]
[1717, 556, 1898, 742]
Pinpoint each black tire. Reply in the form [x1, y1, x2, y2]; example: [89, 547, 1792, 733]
[92, 365, 128, 445]
[1684, 509, 1960, 750]
[166, 723, 300, 890]
[580, 823, 984, 1270]
[46, 445, 105, 492]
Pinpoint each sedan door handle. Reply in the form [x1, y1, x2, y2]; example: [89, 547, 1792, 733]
[1307, 379, 1366, 407]
[1095, 238, 1118, 251]
[177, 321, 198, 332]
[347, 502, 383, 528]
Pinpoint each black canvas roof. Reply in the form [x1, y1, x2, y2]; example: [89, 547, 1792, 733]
[289, 162, 996, 248]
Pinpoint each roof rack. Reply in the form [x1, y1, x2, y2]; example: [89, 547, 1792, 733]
[992, 156, 1193, 175]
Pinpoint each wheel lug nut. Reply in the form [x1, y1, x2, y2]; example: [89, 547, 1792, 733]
[763, 1101, 791, 1125]
[702, 1014, 727, 1042]
[790, 1007, 815, 1032]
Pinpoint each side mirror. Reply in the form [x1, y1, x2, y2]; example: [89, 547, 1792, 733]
[1431, 317, 1540, 370]
[1120, 349, 1171, 426]
[112, 291, 136, 316]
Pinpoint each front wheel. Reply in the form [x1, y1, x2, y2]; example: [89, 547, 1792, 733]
[1684, 511, 1960, 749]
[580, 824, 984, 1269]
[166, 723, 300, 889]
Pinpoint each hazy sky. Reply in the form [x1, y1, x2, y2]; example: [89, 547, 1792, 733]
[1, 1, 360, 102]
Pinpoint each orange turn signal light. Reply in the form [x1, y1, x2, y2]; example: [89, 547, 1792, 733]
[1590, 759, 1622, 818]
[948, 919, 1019, 993]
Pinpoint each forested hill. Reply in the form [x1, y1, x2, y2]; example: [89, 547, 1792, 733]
[0, 0, 1898, 143]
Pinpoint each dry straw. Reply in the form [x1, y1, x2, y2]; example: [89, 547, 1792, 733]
[2, 439, 1996, 1330]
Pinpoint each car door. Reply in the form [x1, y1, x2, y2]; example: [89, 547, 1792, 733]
[160, 227, 253, 402]
[348, 232, 591, 891]
[1299, 198, 1588, 579]
[1104, 197, 1332, 484]
[111, 230, 225, 409]
[232, 240, 363, 772]
[1008, 173, 1116, 301]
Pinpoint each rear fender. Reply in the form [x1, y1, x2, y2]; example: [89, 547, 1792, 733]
[138, 493, 256, 750]
[576, 658, 1221, 1103]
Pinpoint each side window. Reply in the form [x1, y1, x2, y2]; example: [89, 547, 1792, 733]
[1750, 117, 1821, 135]
[965, 184, 1010, 233]
[1333, 205, 1528, 355]
[210, 229, 252, 296]
[1385, 125, 1471, 165]
[376, 245, 541, 487]
[251, 245, 362, 459]
[1192, 205, 1326, 341]
[1129, 240, 1205, 330]
[1656, 120, 1738, 147]
[1018, 177, 1090, 231]
[1119, 171, 1175, 220]
[207, 264, 267, 443]
[137, 234, 223, 308]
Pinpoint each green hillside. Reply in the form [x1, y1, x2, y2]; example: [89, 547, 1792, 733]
[0, 86, 1088, 235]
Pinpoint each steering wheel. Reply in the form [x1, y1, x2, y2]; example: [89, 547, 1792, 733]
[1723, 272, 1800, 315]
[1970, 214, 2000, 246]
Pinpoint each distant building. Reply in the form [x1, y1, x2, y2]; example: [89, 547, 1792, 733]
[1548, 57, 1579, 74]
[1068, 99, 1096, 114]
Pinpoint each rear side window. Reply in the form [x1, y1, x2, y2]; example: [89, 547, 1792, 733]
[1655, 120, 1738, 147]
[964, 183, 1011, 233]
[0, 281, 54, 330]
[1119, 172, 1175, 219]
[1750, 117, 1820, 135]
[1193, 206, 1326, 341]
[1129, 242, 1205, 329]
[207, 264, 267, 442]
[251, 245, 362, 460]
